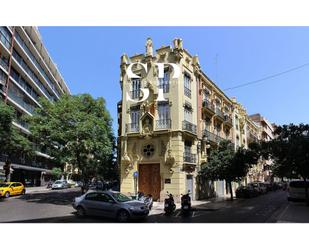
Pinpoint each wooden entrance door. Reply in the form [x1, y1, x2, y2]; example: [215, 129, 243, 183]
[138, 164, 161, 201]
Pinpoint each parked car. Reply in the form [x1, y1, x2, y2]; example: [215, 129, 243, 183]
[236, 185, 259, 198]
[51, 180, 69, 190]
[262, 182, 273, 192]
[248, 182, 267, 194]
[287, 180, 309, 201]
[72, 190, 149, 222]
[75, 181, 83, 187]
[0, 182, 26, 198]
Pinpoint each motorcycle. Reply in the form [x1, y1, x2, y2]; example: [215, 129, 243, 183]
[181, 190, 192, 215]
[164, 191, 176, 215]
[137, 192, 153, 210]
[46, 181, 53, 189]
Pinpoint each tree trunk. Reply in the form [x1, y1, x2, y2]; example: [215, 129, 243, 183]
[228, 181, 233, 201]
[304, 178, 309, 206]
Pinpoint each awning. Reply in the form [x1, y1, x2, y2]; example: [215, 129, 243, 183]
[11, 163, 52, 174]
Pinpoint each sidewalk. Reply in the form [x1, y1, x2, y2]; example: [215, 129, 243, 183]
[149, 198, 234, 215]
[276, 202, 309, 223]
[26, 186, 51, 194]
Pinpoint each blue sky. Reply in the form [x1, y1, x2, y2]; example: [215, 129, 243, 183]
[39, 27, 309, 133]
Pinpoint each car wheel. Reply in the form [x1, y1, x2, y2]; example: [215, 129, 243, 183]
[76, 206, 86, 217]
[4, 192, 10, 198]
[117, 210, 130, 222]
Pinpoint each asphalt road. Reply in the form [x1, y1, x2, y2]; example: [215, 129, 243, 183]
[0, 188, 289, 223]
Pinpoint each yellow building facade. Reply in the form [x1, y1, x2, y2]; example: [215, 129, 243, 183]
[118, 38, 274, 201]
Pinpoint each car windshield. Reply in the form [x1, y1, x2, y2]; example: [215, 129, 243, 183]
[54, 181, 63, 184]
[111, 192, 131, 202]
[0, 183, 9, 187]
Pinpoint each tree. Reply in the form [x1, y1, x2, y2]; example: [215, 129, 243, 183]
[27, 94, 115, 183]
[51, 167, 62, 180]
[0, 100, 33, 180]
[200, 140, 258, 200]
[262, 124, 309, 204]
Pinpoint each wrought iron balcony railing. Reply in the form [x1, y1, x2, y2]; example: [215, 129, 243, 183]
[183, 152, 196, 164]
[204, 130, 224, 144]
[184, 87, 191, 98]
[182, 120, 197, 134]
[215, 108, 224, 119]
[224, 115, 233, 125]
[202, 99, 215, 112]
[156, 119, 171, 129]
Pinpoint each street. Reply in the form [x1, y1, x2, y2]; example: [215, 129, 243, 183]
[1, 188, 307, 223]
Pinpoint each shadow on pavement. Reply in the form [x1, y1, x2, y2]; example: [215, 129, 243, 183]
[15, 189, 82, 206]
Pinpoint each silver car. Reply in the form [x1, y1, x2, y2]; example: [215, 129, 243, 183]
[51, 180, 69, 190]
[72, 190, 149, 222]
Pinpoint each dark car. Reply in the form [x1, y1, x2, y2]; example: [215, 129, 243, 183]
[72, 190, 149, 222]
[236, 185, 259, 198]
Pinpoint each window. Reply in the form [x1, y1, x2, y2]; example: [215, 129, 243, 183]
[184, 141, 192, 154]
[130, 106, 140, 131]
[157, 102, 170, 129]
[184, 73, 191, 98]
[158, 68, 169, 93]
[85, 192, 99, 201]
[143, 144, 155, 157]
[184, 106, 192, 122]
[131, 78, 141, 99]
[158, 102, 170, 121]
[96, 193, 114, 203]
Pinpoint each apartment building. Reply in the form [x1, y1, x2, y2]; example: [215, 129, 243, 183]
[118, 38, 236, 201]
[249, 113, 275, 181]
[0, 26, 70, 185]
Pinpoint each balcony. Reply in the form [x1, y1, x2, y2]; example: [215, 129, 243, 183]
[156, 119, 171, 130]
[184, 87, 191, 98]
[215, 107, 224, 121]
[7, 87, 35, 114]
[0, 69, 7, 86]
[224, 115, 233, 127]
[126, 123, 139, 133]
[182, 120, 197, 135]
[0, 57, 9, 71]
[204, 130, 224, 144]
[0, 28, 11, 50]
[248, 133, 258, 143]
[202, 99, 215, 115]
[183, 152, 196, 164]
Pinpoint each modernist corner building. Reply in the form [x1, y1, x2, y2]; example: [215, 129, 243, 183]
[0, 26, 70, 185]
[117, 38, 275, 202]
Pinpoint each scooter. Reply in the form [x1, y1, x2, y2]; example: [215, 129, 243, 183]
[137, 192, 153, 210]
[181, 190, 192, 215]
[164, 191, 176, 215]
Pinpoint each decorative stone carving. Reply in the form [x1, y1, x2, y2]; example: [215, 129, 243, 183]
[145, 38, 153, 57]
[173, 38, 183, 50]
[165, 148, 175, 167]
[142, 116, 153, 136]
[160, 140, 167, 156]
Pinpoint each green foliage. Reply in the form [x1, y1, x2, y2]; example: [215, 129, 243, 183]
[0, 100, 33, 159]
[200, 140, 258, 200]
[256, 124, 309, 179]
[27, 94, 116, 182]
[51, 167, 62, 180]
